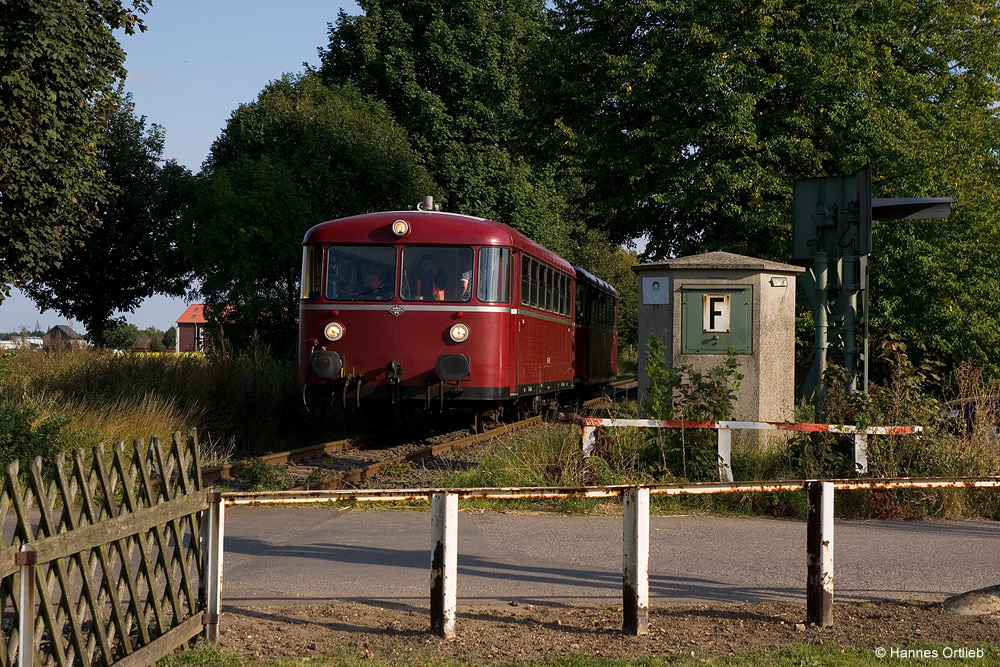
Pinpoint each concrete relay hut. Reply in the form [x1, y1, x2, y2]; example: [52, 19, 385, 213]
[633, 251, 804, 423]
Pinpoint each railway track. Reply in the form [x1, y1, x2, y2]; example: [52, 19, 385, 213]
[203, 379, 637, 492]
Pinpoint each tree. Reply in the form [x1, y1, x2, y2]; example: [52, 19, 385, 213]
[103, 322, 141, 351]
[162, 326, 176, 351]
[139, 326, 165, 352]
[541, 0, 1000, 256]
[540, 0, 1000, 376]
[0, 0, 151, 297]
[185, 73, 437, 352]
[319, 0, 573, 254]
[22, 96, 191, 347]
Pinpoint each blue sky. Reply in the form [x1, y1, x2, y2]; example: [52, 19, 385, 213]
[0, 0, 359, 334]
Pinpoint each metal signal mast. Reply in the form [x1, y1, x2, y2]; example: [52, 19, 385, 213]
[792, 165, 952, 415]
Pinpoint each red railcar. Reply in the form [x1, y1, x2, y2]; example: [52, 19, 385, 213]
[298, 203, 616, 412]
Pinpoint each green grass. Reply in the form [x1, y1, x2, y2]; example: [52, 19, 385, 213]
[0, 347, 365, 471]
[159, 642, 999, 666]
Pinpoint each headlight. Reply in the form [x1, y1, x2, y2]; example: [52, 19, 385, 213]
[449, 323, 469, 343]
[391, 219, 410, 237]
[324, 321, 345, 341]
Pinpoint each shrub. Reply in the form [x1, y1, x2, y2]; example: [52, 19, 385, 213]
[638, 335, 743, 481]
[0, 395, 77, 471]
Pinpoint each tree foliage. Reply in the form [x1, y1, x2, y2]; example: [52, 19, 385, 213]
[539, 0, 1000, 375]
[22, 96, 191, 347]
[185, 73, 437, 353]
[319, 0, 573, 254]
[0, 0, 151, 296]
[541, 0, 1000, 255]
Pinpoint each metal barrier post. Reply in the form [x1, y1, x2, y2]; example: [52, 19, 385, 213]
[717, 427, 733, 482]
[17, 545, 36, 667]
[204, 490, 225, 643]
[853, 434, 868, 474]
[806, 481, 834, 626]
[623, 486, 650, 635]
[431, 492, 458, 638]
[582, 425, 597, 457]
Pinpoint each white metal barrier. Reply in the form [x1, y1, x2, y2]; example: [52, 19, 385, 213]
[213, 475, 999, 640]
[580, 417, 923, 481]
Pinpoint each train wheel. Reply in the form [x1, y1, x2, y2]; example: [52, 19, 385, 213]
[541, 398, 560, 422]
[473, 407, 503, 434]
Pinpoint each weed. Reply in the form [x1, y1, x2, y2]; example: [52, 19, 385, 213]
[634, 335, 743, 481]
[237, 458, 291, 491]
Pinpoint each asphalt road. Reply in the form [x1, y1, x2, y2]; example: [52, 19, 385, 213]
[220, 507, 1000, 608]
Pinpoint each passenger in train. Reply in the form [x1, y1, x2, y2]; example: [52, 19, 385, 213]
[459, 262, 472, 301]
[411, 254, 447, 300]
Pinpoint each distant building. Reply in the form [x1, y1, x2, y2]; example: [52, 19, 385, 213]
[132, 336, 153, 352]
[43, 325, 86, 352]
[176, 304, 212, 353]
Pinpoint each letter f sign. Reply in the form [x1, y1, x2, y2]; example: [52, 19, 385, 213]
[702, 294, 731, 333]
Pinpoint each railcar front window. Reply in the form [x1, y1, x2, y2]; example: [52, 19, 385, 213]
[326, 246, 397, 301]
[401, 246, 474, 302]
[477, 247, 511, 302]
[301, 245, 322, 299]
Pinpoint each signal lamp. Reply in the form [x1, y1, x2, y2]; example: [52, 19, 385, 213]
[391, 219, 410, 238]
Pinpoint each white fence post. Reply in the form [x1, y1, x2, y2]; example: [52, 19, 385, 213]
[431, 492, 458, 638]
[717, 427, 733, 482]
[622, 486, 650, 635]
[853, 434, 868, 474]
[806, 481, 834, 626]
[204, 490, 225, 643]
[17, 544, 36, 667]
[582, 425, 597, 457]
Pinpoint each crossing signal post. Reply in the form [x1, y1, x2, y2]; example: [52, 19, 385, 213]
[793, 165, 952, 417]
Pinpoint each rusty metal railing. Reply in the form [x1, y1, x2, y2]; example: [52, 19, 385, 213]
[580, 417, 923, 481]
[215, 476, 1000, 640]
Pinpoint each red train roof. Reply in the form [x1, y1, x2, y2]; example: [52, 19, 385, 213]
[302, 210, 573, 274]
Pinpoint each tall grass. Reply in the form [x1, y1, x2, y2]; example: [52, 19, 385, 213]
[0, 346, 307, 467]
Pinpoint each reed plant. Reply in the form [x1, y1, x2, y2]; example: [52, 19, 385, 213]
[0, 344, 307, 470]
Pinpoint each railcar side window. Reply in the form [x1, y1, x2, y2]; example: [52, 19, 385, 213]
[326, 246, 397, 301]
[400, 246, 474, 302]
[520, 255, 572, 315]
[477, 247, 511, 302]
[301, 245, 322, 299]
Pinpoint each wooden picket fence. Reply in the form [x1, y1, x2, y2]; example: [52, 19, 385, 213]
[1, 432, 210, 666]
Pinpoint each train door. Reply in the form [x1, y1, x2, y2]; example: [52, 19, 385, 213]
[574, 282, 590, 383]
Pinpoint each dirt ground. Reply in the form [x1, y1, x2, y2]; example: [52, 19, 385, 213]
[218, 598, 1000, 663]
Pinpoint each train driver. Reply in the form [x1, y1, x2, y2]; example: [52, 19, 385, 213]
[363, 270, 393, 300]
[412, 254, 447, 300]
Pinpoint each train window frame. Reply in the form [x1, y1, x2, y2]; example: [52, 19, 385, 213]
[400, 246, 474, 302]
[477, 246, 511, 303]
[520, 254, 573, 316]
[301, 245, 322, 300]
[325, 245, 398, 301]
[546, 267, 555, 312]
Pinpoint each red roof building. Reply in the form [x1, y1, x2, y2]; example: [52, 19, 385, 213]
[176, 304, 211, 353]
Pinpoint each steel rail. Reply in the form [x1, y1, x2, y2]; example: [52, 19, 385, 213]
[202, 378, 635, 489]
[288, 416, 544, 491]
[200, 433, 381, 483]
[286, 379, 635, 491]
